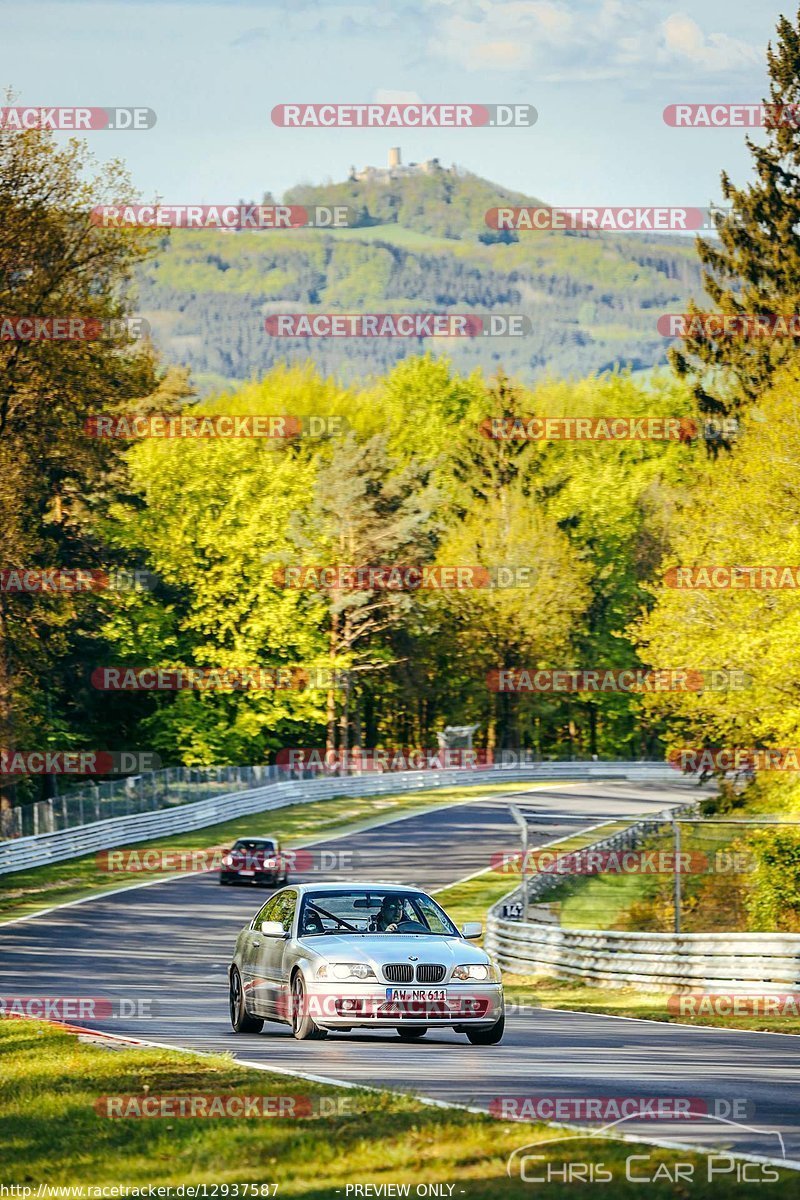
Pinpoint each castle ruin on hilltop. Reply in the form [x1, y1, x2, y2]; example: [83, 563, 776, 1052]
[349, 148, 441, 183]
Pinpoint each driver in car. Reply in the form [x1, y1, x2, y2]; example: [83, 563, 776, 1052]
[374, 896, 404, 932]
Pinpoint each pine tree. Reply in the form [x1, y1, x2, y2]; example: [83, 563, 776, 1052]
[671, 7, 800, 434]
[294, 432, 439, 755]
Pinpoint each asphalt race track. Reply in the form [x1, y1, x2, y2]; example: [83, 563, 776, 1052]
[2, 781, 799, 1168]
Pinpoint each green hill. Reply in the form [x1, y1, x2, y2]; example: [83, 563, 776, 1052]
[285, 164, 539, 241]
[135, 165, 703, 391]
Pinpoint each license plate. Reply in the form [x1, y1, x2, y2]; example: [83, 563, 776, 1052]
[238, 869, 255, 876]
[385, 988, 447, 1002]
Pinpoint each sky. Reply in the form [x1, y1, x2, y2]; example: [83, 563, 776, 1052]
[0, 0, 793, 207]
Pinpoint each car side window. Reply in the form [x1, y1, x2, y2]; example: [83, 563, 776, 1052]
[253, 894, 279, 929]
[273, 889, 297, 933]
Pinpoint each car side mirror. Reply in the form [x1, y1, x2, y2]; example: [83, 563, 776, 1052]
[461, 921, 482, 940]
[260, 920, 288, 938]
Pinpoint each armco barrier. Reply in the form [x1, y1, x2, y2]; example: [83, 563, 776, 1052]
[0, 761, 682, 876]
[484, 800, 800, 993]
[484, 920, 800, 993]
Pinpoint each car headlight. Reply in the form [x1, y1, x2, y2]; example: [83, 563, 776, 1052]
[317, 963, 376, 980]
[222, 855, 233, 867]
[452, 962, 499, 982]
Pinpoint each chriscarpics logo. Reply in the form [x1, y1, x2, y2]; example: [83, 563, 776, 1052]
[506, 1115, 785, 1184]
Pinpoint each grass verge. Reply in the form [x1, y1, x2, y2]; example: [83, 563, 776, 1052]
[0, 1018, 788, 1197]
[433, 817, 637, 929]
[550, 818, 751, 934]
[502, 975, 800, 1036]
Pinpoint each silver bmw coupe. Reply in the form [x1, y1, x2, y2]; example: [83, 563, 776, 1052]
[228, 882, 505, 1043]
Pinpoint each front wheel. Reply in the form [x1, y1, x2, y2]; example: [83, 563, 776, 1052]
[229, 967, 263, 1033]
[290, 972, 328, 1040]
[397, 1026, 427, 1040]
[465, 1013, 504, 1045]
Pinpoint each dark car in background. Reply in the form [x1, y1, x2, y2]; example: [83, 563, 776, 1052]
[219, 837, 288, 887]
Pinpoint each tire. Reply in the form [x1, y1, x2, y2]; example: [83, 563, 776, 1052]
[290, 971, 328, 1040]
[397, 1026, 427, 1040]
[229, 967, 264, 1034]
[465, 1013, 505, 1045]
[219, 876, 229, 886]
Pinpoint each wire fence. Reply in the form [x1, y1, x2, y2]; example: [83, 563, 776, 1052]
[0, 757, 679, 843]
[487, 807, 800, 988]
[502, 811, 800, 936]
[0, 765, 288, 840]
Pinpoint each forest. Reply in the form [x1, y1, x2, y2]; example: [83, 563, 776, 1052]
[3, 14, 800, 823]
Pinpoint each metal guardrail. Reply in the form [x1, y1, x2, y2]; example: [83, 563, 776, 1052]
[485, 920, 800, 992]
[484, 801, 800, 992]
[0, 760, 680, 877]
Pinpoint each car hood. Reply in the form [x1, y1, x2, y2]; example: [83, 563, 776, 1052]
[302, 933, 490, 968]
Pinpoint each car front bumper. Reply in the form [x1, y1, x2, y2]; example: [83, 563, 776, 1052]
[221, 870, 282, 885]
[301, 980, 505, 1029]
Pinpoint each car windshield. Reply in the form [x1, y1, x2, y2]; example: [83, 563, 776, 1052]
[298, 889, 459, 937]
[232, 840, 275, 853]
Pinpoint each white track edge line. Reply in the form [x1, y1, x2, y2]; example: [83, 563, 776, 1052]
[11, 1016, 799, 1174]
